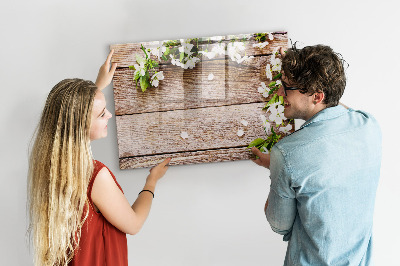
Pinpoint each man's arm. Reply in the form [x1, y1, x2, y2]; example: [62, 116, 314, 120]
[265, 148, 297, 239]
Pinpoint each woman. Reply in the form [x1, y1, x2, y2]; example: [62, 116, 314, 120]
[27, 50, 170, 266]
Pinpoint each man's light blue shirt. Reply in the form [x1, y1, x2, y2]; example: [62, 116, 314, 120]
[266, 105, 382, 266]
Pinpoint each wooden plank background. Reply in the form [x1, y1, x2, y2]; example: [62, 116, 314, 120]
[111, 32, 293, 169]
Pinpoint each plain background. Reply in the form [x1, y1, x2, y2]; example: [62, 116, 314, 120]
[1, 0, 399, 265]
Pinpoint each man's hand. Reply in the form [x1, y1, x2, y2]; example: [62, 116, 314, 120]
[251, 147, 271, 169]
[96, 49, 117, 90]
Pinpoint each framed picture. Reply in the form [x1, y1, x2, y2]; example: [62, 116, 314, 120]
[111, 31, 294, 169]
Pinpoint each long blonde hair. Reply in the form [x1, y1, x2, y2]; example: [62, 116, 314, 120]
[28, 79, 98, 265]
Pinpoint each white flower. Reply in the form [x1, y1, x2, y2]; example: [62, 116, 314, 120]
[134, 62, 146, 77]
[276, 80, 282, 86]
[151, 79, 159, 87]
[260, 114, 271, 134]
[257, 82, 270, 98]
[170, 55, 184, 68]
[241, 119, 248, 126]
[184, 57, 200, 69]
[253, 41, 269, 49]
[279, 124, 292, 134]
[269, 113, 283, 125]
[265, 64, 272, 80]
[268, 103, 286, 125]
[236, 55, 254, 64]
[151, 71, 164, 81]
[179, 42, 194, 55]
[227, 42, 246, 63]
[199, 51, 216, 59]
[148, 46, 166, 59]
[150, 71, 164, 87]
[271, 57, 282, 72]
[260, 114, 267, 122]
[270, 48, 282, 72]
[180, 131, 189, 139]
[268, 32, 274, 40]
[212, 44, 226, 55]
[208, 73, 214, 80]
[237, 129, 244, 137]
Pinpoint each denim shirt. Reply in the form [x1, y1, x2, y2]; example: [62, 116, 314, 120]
[266, 105, 382, 266]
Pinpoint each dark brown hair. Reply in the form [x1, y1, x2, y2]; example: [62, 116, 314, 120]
[282, 43, 348, 107]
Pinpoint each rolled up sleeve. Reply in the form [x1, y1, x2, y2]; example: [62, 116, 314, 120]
[266, 146, 297, 241]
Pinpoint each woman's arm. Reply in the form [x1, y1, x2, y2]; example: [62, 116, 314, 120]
[91, 158, 171, 235]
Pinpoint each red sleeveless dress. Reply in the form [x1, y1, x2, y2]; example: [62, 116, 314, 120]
[69, 160, 128, 266]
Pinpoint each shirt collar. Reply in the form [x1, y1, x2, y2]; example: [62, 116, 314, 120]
[300, 105, 349, 129]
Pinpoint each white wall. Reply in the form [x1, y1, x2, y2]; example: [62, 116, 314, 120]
[1, 0, 399, 265]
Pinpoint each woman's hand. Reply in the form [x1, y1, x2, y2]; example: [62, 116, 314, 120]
[146, 158, 171, 186]
[95, 49, 117, 90]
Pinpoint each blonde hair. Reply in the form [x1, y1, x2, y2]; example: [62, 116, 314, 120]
[28, 79, 98, 265]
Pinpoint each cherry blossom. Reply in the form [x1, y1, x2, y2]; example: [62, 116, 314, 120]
[227, 42, 246, 63]
[241, 119, 248, 126]
[257, 82, 270, 98]
[279, 124, 292, 134]
[270, 48, 282, 72]
[237, 129, 244, 137]
[260, 114, 271, 134]
[253, 42, 269, 49]
[150, 71, 164, 87]
[265, 64, 273, 80]
[180, 131, 189, 139]
[268, 104, 286, 125]
[133, 61, 146, 77]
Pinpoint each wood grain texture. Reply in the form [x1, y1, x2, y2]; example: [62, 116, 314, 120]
[116, 103, 278, 158]
[119, 147, 254, 169]
[110, 32, 288, 67]
[113, 56, 273, 115]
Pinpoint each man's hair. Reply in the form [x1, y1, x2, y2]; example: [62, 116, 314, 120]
[282, 43, 348, 107]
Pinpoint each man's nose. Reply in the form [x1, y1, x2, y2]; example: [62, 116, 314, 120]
[277, 85, 285, 97]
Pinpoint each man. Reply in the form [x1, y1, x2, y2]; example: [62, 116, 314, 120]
[252, 44, 382, 265]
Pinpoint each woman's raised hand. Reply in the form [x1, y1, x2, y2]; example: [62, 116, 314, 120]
[95, 49, 118, 90]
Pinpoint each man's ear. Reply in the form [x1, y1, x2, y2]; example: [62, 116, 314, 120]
[313, 91, 325, 104]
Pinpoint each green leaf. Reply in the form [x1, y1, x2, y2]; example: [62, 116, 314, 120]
[263, 94, 278, 110]
[268, 81, 276, 87]
[273, 73, 282, 80]
[260, 142, 269, 152]
[129, 65, 136, 70]
[134, 71, 141, 81]
[180, 52, 184, 62]
[247, 138, 266, 148]
[140, 76, 150, 92]
[266, 141, 273, 151]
